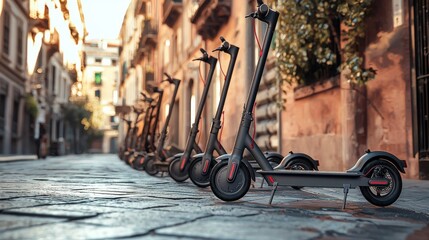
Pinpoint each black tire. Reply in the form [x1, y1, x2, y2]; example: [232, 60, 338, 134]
[145, 157, 159, 176]
[210, 160, 251, 201]
[169, 158, 189, 182]
[267, 156, 282, 166]
[286, 158, 314, 190]
[359, 160, 402, 207]
[128, 155, 135, 166]
[132, 155, 144, 170]
[189, 157, 216, 188]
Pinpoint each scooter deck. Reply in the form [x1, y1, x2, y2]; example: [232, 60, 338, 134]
[257, 170, 368, 188]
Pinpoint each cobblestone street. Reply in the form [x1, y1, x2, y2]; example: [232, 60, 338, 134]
[0, 154, 428, 239]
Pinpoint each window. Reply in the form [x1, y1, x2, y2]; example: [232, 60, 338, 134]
[94, 72, 102, 85]
[2, 11, 10, 56]
[16, 25, 23, 67]
[111, 59, 117, 66]
[51, 65, 56, 93]
[0, 81, 8, 136]
[12, 90, 20, 136]
[95, 89, 101, 98]
[95, 58, 102, 63]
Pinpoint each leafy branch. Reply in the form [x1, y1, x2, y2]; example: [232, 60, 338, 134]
[275, 0, 376, 87]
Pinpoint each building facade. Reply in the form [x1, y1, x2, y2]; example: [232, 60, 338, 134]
[0, 0, 29, 154]
[83, 39, 120, 153]
[118, 0, 428, 179]
[0, 0, 86, 156]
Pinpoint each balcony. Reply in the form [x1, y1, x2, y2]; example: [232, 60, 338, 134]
[29, 9, 49, 33]
[138, 20, 158, 51]
[136, 1, 147, 15]
[163, 0, 183, 28]
[191, 0, 231, 40]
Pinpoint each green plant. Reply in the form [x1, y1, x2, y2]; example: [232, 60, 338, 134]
[25, 93, 39, 119]
[275, 0, 376, 86]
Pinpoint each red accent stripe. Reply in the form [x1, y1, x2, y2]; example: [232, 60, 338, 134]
[140, 157, 145, 164]
[180, 157, 187, 170]
[228, 163, 237, 180]
[203, 159, 210, 173]
[267, 176, 275, 184]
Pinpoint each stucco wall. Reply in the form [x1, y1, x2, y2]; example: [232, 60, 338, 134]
[364, 0, 417, 178]
[281, 83, 343, 171]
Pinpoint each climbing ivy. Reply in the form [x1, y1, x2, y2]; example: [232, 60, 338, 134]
[275, 0, 376, 86]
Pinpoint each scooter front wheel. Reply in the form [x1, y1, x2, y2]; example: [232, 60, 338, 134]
[189, 157, 216, 188]
[169, 158, 189, 182]
[145, 157, 159, 176]
[210, 160, 251, 201]
[132, 155, 144, 170]
[359, 160, 402, 207]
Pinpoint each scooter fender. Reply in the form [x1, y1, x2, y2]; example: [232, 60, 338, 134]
[274, 152, 319, 170]
[347, 151, 407, 173]
[165, 153, 182, 163]
[192, 153, 205, 159]
[172, 153, 184, 159]
[215, 154, 256, 182]
[263, 151, 283, 161]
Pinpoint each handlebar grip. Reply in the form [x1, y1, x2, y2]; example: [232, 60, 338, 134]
[257, 3, 269, 17]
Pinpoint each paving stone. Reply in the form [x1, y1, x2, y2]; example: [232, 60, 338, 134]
[0, 154, 428, 239]
[0, 214, 62, 231]
[0, 222, 136, 240]
[75, 209, 210, 237]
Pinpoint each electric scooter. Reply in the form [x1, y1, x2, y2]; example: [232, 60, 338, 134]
[209, 0, 406, 208]
[148, 87, 165, 153]
[118, 117, 133, 160]
[124, 93, 154, 165]
[167, 48, 220, 182]
[186, 37, 284, 187]
[131, 89, 164, 169]
[123, 107, 144, 163]
[129, 102, 155, 167]
[142, 74, 182, 175]
[127, 94, 154, 166]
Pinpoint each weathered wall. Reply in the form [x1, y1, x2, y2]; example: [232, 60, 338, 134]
[281, 82, 343, 171]
[364, 0, 417, 178]
[279, 0, 417, 177]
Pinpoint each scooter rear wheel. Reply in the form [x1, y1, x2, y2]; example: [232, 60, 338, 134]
[145, 157, 159, 176]
[286, 159, 315, 190]
[189, 157, 216, 188]
[210, 160, 251, 201]
[169, 158, 189, 182]
[360, 160, 402, 207]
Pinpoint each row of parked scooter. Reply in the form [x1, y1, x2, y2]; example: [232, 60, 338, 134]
[118, 0, 406, 209]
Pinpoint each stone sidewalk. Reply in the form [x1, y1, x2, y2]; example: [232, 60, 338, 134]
[0, 154, 428, 239]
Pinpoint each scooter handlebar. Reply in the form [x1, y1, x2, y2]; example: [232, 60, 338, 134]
[212, 36, 230, 52]
[152, 86, 163, 93]
[245, 0, 269, 19]
[192, 48, 209, 62]
[162, 73, 180, 85]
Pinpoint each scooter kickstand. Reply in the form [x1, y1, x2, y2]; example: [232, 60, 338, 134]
[342, 184, 351, 209]
[260, 179, 265, 188]
[268, 182, 278, 205]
